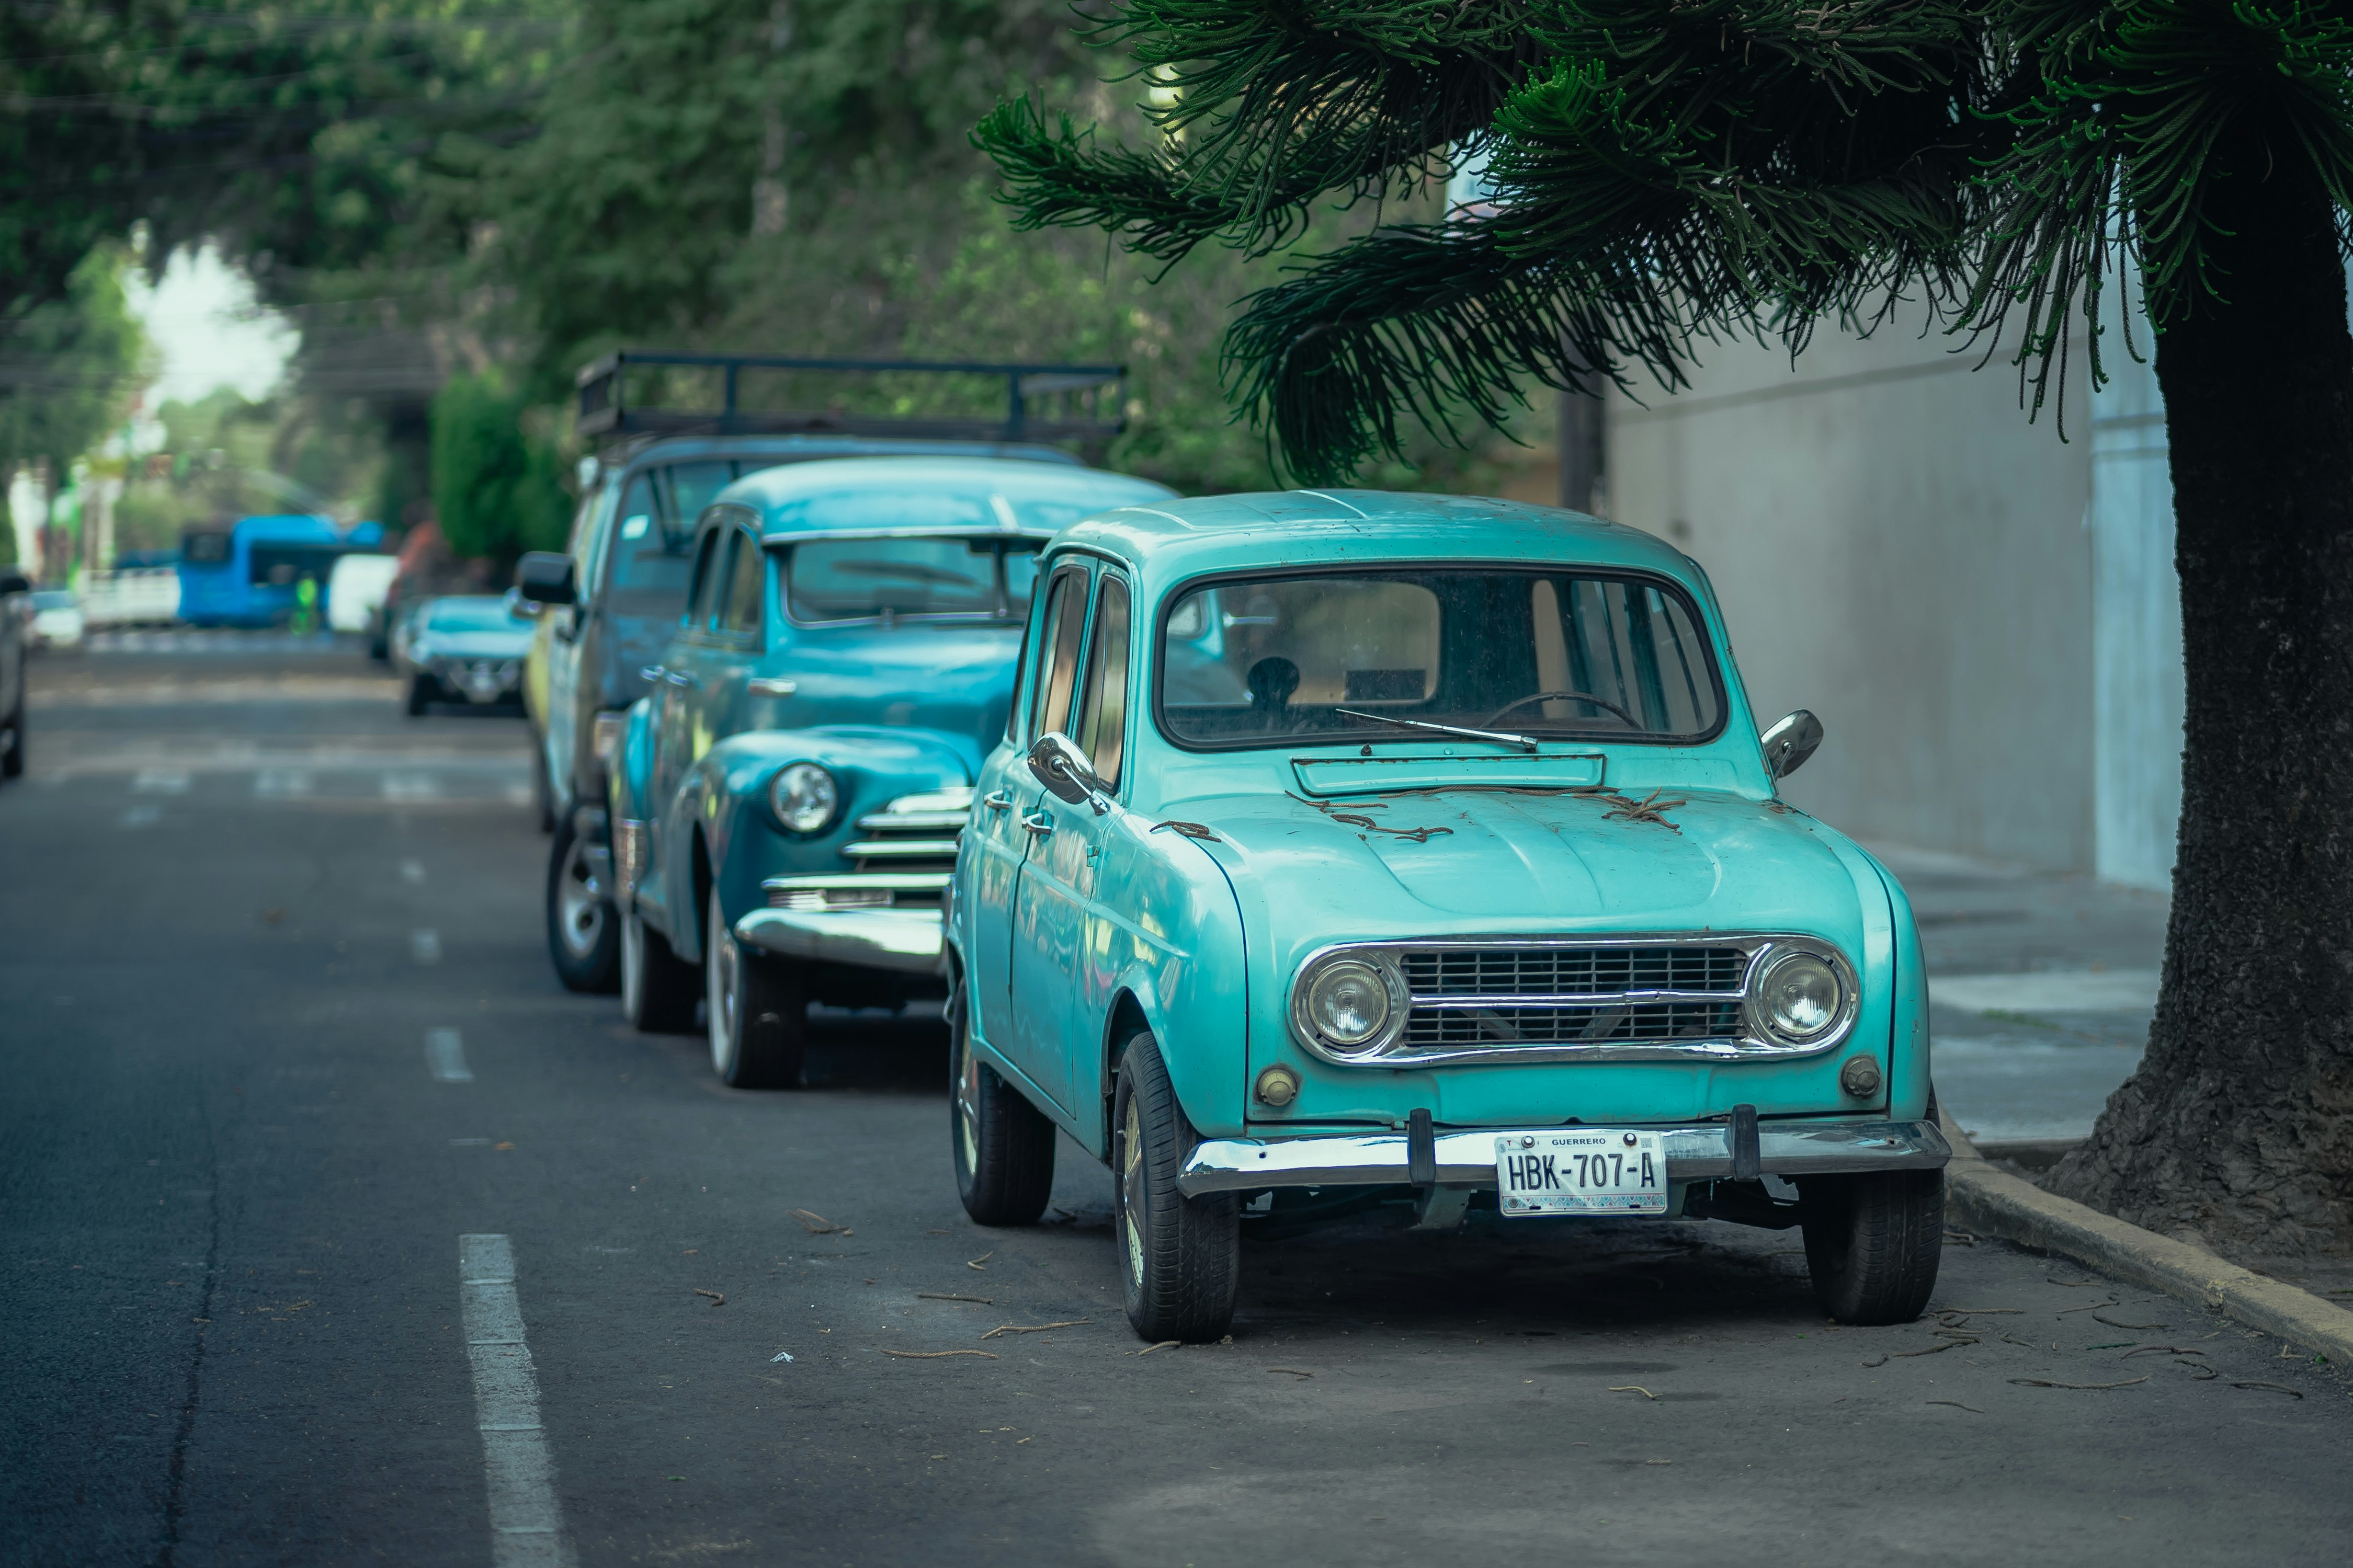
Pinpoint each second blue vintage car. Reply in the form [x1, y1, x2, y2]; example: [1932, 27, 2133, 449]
[943, 489, 1951, 1340]
[606, 456, 1174, 1085]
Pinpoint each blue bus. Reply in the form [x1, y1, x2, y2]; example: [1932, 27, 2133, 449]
[178, 515, 385, 628]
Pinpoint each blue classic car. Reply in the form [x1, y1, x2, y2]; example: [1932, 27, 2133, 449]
[943, 490, 1951, 1340]
[606, 456, 1175, 1086]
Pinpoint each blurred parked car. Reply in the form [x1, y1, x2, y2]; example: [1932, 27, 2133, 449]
[28, 590, 85, 650]
[327, 553, 400, 635]
[0, 568, 28, 778]
[941, 490, 1949, 1342]
[392, 594, 534, 715]
[600, 456, 1173, 1084]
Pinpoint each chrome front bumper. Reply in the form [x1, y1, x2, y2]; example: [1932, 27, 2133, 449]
[1175, 1119, 1950, 1198]
[732, 907, 942, 975]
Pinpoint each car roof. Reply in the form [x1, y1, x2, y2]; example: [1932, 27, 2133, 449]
[712, 456, 1178, 540]
[1053, 489, 1700, 588]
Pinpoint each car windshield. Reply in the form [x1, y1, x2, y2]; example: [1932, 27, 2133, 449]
[425, 597, 527, 633]
[1157, 569, 1724, 748]
[785, 536, 1042, 622]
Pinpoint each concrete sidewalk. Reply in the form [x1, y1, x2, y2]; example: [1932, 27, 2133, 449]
[1865, 841, 2169, 1149]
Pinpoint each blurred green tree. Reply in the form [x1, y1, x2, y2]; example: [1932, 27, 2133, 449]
[430, 370, 569, 564]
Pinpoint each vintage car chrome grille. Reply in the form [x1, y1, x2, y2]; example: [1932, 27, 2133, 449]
[768, 786, 974, 910]
[1292, 935, 1859, 1066]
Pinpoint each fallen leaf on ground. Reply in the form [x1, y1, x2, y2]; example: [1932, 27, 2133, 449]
[1643, 1458, 1673, 1465]
[695, 1289, 725, 1307]
[2055, 1299, 2119, 1316]
[769, 1350, 793, 1363]
[789, 1209, 844, 1234]
[1135, 1340, 1181, 1356]
[916, 1291, 992, 1305]
[981, 1320, 1090, 1339]
[2091, 1313, 2166, 1331]
[494, 1141, 515, 1151]
[1609, 1385, 1658, 1400]
[966, 1252, 993, 1271]
[2232, 1381, 2304, 1398]
[1267, 1367, 1314, 1378]
[2008, 1377, 2148, 1390]
[1926, 1400, 1984, 1413]
[2047, 1277, 2100, 1287]
[880, 1349, 998, 1360]
[2120, 1345, 2203, 1360]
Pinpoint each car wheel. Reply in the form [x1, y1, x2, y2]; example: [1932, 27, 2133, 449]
[529, 745, 555, 834]
[1799, 1170, 1945, 1325]
[1113, 1032, 1238, 1343]
[404, 674, 432, 717]
[1, 691, 22, 779]
[544, 814, 620, 994]
[620, 905, 699, 1034]
[705, 887, 805, 1087]
[950, 981, 1054, 1226]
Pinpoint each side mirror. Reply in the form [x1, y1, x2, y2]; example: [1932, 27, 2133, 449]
[1027, 732, 1100, 807]
[1760, 709, 1824, 780]
[515, 551, 577, 605]
[0, 571, 29, 597]
[503, 586, 543, 621]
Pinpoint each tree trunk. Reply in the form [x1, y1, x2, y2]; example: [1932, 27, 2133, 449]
[2046, 139, 2353, 1252]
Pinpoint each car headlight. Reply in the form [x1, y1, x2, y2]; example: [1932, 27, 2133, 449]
[769, 762, 840, 834]
[1291, 953, 1407, 1059]
[1754, 949, 1844, 1043]
[592, 712, 626, 764]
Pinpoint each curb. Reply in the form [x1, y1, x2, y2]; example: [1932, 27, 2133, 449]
[1937, 1109, 2353, 1368]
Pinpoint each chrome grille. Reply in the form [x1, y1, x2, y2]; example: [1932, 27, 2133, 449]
[1400, 946, 1746, 999]
[1400, 944, 1747, 1049]
[803, 785, 973, 907]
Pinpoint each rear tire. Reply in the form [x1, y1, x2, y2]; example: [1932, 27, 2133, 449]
[950, 980, 1054, 1226]
[1800, 1170, 1945, 1325]
[404, 674, 431, 717]
[1, 690, 22, 778]
[620, 906, 699, 1034]
[706, 887, 805, 1086]
[1113, 1033, 1238, 1342]
[544, 814, 620, 993]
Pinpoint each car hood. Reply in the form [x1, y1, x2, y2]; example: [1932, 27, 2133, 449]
[1166, 785, 1873, 941]
[418, 630, 530, 660]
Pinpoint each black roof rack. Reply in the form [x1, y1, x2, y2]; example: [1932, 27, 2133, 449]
[576, 350, 1126, 445]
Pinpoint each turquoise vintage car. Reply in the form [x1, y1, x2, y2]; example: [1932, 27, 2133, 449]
[606, 456, 1175, 1085]
[943, 490, 1951, 1340]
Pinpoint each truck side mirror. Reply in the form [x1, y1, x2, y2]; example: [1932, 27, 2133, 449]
[1028, 732, 1100, 807]
[515, 552, 577, 605]
[1760, 709, 1824, 780]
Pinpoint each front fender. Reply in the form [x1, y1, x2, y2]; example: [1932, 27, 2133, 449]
[683, 725, 977, 963]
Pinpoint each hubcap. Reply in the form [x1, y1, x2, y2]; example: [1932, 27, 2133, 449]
[708, 894, 739, 1072]
[1121, 1093, 1146, 1288]
[954, 1018, 981, 1177]
[620, 915, 644, 1017]
[555, 837, 606, 958]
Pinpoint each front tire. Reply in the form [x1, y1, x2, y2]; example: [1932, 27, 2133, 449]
[620, 905, 699, 1034]
[544, 814, 619, 993]
[1113, 1033, 1238, 1342]
[1800, 1170, 1945, 1325]
[950, 982, 1054, 1226]
[1, 689, 23, 778]
[706, 887, 805, 1086]
[529, 744, 555, 833]
[404, 674, 431, 717]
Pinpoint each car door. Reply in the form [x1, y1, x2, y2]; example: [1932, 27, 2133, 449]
[541, 477, 615, 812]
[1009, 570, 1128, 1113]
[971, 562, 1090, 1085]
[691, 514, 766, 763]
[649, 523, 726, 910]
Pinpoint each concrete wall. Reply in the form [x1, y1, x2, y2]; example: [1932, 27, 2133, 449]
[1605, 313, 2100, 871]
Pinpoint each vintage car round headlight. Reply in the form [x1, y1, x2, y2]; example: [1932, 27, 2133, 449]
[1296, 956, 1402, 1057]
[768, 762, 839, 834]
[1756, 949, 1843, 1041]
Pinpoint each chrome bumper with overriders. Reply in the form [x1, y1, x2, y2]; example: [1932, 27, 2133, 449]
[1175, 1119, 1951, 1198]
[733, 872, 947, 975]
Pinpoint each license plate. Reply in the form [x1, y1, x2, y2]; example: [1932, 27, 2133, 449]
[1496, 1130, 1667, 1216]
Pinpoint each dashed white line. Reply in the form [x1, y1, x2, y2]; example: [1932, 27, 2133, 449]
[400, 859, 427, 885]
[121, 805, 162, 828]
[132, 768, 189, 795]
[384, 772, 442, 802]
[457, 1235, 575, 1568]
[426, 1027, 472, 1083]
[254, 768, 314, 798]
[412, 929, 443, 964]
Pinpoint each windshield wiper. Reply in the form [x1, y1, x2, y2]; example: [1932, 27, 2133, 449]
[1332, 708, 1540, 752]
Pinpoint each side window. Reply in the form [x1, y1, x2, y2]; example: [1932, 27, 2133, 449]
[1005, 570, 1052, 741]
[718, 527, 763, 636]
[616, 475, 656, 549]
[683, 527, 723, 627]
[1029, 566, 1091, 742]
[1074, 577, 1132, 790]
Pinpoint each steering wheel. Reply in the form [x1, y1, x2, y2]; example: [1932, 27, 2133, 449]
[1484, 689, 1641, 729]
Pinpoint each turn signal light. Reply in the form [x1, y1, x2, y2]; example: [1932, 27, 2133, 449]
[1838, 1054, 1883, 1098]
[1254, 1065, 1301, 1108]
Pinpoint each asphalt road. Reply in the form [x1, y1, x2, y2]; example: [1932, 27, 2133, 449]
[6, 641, 2350, 1568]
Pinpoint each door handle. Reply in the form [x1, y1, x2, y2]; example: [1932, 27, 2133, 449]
[640, 665, 665, 684]
[1020, 811, 1054, 838]
[982, 791, 1013, 812]
[748, 677, 797, 697]
[667, 670, 699, 688]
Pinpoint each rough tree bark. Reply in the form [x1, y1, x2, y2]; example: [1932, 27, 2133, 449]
[2047, 133, 2353, 1253]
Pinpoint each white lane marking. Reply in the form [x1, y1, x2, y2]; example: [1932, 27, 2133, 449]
[255, 768, 314, 798]
[426, 1027, 473, 1083]
[412, 929, 444, 964]
[132, 768, 190, 795]
[1930, 970, 2161, 1014]
[400, 859, 427, 885]
[457, 1235, 576, 1568]
[121, 805, 162, 828]
[504, 784, 533, 806]
[384, 772, 442, 802]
